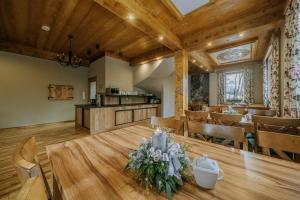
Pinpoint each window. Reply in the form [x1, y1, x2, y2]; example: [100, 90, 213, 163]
[225, 71, 244, 103]
[88, 77, 97, 100]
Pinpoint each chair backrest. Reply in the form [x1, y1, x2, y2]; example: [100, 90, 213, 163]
[256, 130, 300, 161]
[189, 101, 204, 111]
[205, 106, 222, 113]
[16, 176, 48, 200]
[12, 137, 51, 199]
[253, 115, 300, 134]
[185, 110, 209, 122]
[248, 109, 276, 117]
[152, 117, 184, 135]
[188, 121, 246, 150]
[231, 107, 247, 115]
[247, 104, 268, 110]
[12, 137, 40, 184]
[210, 112, 243, 126]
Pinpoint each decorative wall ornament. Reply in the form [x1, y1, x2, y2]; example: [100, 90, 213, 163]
[283, 0, 300, 118]
[48, 84, 74, 100]
[191, 73, 209, 103]
[209, 42, 257, 65]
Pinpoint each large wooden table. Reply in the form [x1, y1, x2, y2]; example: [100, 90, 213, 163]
[47, 125, 300, 200]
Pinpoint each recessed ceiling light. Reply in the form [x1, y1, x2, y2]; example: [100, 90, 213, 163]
[192, 59, 196, 63]
[158, 35, 164, 41]
[128, 14, 135, 21]
[239, 33, 244, 37]
[207, 42, 212, 47]
[41, 25, 50, 32]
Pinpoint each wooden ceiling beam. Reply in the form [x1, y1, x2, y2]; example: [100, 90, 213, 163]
[94, 0, 183, 51]
[0, 41, 90, 66]
[130, 47, 173, 65]
[189, 51, 214, 72]
[183, 4, 284, 51]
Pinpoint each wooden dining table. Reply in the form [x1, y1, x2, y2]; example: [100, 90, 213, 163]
[47, 125, 300, 200]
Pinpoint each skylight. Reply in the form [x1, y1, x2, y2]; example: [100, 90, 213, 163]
[171, 0, 210, 15]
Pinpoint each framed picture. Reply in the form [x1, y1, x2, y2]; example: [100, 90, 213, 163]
[48, 84, 74, 100]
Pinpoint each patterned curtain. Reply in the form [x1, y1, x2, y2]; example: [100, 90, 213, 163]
[263, 60, 269, 106]
[244, 68, 254, 104]
[283, 0, 300, 118]
[217, 72, 225, 104]
[270, 36, 280, 116]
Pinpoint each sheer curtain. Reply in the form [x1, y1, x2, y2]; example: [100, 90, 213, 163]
[270, 36, 280, 116]
[283, 0, 300, 118]
[263, 59, 269, 106]
[217, 72, 225, 104]
[243, 68, 254, 104]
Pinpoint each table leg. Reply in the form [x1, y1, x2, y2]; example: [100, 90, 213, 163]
[52, 174, 62, 200]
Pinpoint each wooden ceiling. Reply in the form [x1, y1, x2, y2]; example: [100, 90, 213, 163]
[0, 0, 287, 70]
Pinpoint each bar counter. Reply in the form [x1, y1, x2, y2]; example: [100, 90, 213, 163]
[75, 103, 161, 134]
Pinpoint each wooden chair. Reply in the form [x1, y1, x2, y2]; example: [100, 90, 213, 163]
[151, 117, 184, 135]
[16, 176, 48, 200]
[210, 112, 243, 126]
[12, 137, 51, 199]
[185, 110, 209, 122]
[205, 106, 222, 113]
[247, 104, 268, 110]
[232, 107, 247, 115]
[187, 121, 247, 150]
[253, 115, 300, 134]
[256, 130, 300, 161]
[247, 109, 276, 117]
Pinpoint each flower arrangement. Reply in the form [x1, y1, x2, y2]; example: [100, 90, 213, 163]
[125, 128, 190, 200]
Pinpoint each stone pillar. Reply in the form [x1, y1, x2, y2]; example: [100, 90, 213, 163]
[174, 50, 189, 119]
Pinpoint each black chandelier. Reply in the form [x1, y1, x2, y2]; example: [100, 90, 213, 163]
[57, 35, 83, 68]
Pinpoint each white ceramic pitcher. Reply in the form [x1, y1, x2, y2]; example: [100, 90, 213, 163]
[192, 155, 224, 189]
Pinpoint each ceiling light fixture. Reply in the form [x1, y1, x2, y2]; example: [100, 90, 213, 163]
[57, 35, 83, 68]
[207, 42, 212, 47]
[158, 35, 164, 41]
[128, 14, 135, 21]
[41, 25, 50, 32]
[192, 59, 196, 63]
[239, 33, 244, 37]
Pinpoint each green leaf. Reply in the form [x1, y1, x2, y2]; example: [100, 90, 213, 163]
[168, 179, 177, 192]
[166, 182, 173, 200]
[174, 177, 183, 186]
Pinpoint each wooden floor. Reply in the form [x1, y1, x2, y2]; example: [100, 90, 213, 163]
[0, 121, 151, 199]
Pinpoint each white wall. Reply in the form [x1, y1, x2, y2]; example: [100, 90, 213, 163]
[132, 60, 163, 85]
[162, 73, 175, 117]
[90, 56, 133, 92]
[0, 51, 88, 129]
[209, 73, 218, 105]
[105, 56, 133, 91]
[89, 57, 105, 93]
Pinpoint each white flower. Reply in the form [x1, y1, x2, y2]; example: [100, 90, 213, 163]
[149, 147, 155, 153]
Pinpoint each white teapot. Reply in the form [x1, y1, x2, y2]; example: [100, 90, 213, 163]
[192, 155, 224, 189]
